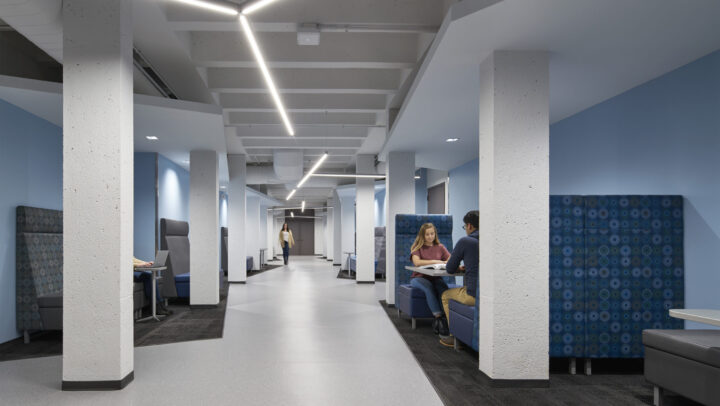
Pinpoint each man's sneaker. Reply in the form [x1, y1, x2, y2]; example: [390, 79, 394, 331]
[432, 318, 440, 335]
[438, 317, 449, 336]
[439, 335, 455, 348]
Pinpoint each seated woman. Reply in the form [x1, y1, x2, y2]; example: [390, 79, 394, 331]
[410, 223, 451, 336]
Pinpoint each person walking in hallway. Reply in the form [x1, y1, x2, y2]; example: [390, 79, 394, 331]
[410, 223, 451, 336]
[278, 222, 295, 265]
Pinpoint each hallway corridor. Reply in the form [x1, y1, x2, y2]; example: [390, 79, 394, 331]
[0, 256, 442, 405]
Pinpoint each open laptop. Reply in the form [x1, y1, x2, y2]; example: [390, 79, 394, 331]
[135, 250, 168, 269]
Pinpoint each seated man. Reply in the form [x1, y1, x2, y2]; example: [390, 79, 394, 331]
[439, 210, 479, 347]
[134, 257, 172, 316]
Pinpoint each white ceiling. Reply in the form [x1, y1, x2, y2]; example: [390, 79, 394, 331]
[382, 0, 720, 170]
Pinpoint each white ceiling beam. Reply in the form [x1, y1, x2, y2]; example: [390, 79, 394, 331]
[219, 93, 388, 110]
[191, 32, 419, 69]
[206, 68, 401, 94]
[241, 138, 363, 149]
[170, 21, 439, 34]
[227, 112, 380, 125]
[232, 125, 369, 139]
[244, 148, 359, 156]
[165, 0, 445, 26]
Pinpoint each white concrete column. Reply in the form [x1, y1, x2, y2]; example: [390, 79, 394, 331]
[314, 216, 323, 255]
[190, 150, 220, 306]
[325, 200, 334, 262]
[478, 51, 549, 381]
[259, 205, 268, 267]
[228, 155, 247, 282]
[62, 0, 134, 389]
[340, 194, 355, 269]
[385, 151, 415, 305]
[356, 155, 375, 282]
[322, 213, 328, 258]
[266, 209, 274, 263]
[246, 196, 260, 270]
[332, 191, 342, 265]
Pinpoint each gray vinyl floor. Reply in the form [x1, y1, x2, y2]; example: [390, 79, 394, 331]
[0, 256, 443, 406]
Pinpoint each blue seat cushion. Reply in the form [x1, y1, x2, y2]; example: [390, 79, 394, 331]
[449, 300, 474, 319]
[175, 272, 190, 283]
[398, 283, 459, 298]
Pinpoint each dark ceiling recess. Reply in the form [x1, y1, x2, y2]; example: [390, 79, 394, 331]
[133, 48, 178, 99]
[0, 18, 61, 82]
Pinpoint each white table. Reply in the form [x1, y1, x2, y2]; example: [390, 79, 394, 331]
[669, 309, 720, 327]
[404, 265, 453, 277]
[135, 266, 167, 322]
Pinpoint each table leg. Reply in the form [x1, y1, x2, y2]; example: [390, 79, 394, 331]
[151, 272, 157, 320]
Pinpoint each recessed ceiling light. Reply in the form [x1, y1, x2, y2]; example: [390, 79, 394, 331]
[220, 186, 226, 189]
[146, 135, 159, 140]
[446, 138, 459, 143]
[241, 0, 278, 15]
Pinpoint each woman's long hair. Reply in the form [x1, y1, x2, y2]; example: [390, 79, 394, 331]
[282, 223, 289, 232]
[410, 223, 440, 253]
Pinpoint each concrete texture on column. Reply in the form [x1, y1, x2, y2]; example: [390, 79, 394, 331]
[246, 196, 260, 270]
[322, 214, 328, 258]
[385, 151, 416, 304]
[356, 155, 375, 282]
[189, 150, 219, 306]
[325, 200, 334, 261]
[62, 0, 134, 388]
[340, 194, 355, 268]
[228, 155, 247, 282]
[332, 191, 343, 265]
[478, 51, 549, 381]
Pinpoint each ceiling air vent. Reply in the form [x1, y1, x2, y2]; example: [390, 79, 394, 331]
[133, 48, 178, 99]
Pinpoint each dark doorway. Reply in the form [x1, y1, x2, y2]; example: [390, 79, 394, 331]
[284, 209, 315, 255]
[427, 183, 446, 214]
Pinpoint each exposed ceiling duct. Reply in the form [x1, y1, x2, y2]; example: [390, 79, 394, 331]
[0, 0, 63, 62]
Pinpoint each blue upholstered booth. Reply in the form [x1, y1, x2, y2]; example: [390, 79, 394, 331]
[549, 195, 684, 362]
[395, 214, 456, 328]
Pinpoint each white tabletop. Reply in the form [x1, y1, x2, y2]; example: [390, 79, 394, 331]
[669, 309, 720, 327]
[404, 265, 452, 277]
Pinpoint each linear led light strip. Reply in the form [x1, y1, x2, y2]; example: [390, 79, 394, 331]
[311, 173, 422, 179]
[286, 153, 328, 200]
[240, 15, 295, 136]
[301, 201, 306, 212]
[172, 0, 293, 135]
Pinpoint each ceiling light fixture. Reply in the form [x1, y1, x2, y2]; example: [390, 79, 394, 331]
[301, 201, 305, 212]
[296, 153, 328, 188]
[174, 0, 238, 15]
[240, 15, 295, 136]
[445, 138, 459, 143]
[146, 135, 159, 140]
[286, 189, 297, 201]
[290, 211, 294, 217]
[414, 175, 421, 179]
[241, 0, 278, 15]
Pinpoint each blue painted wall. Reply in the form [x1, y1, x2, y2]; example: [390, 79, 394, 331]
[374, 188, 386, 227]
[415, 168, 428, 214]
[448, 158, 479, 245]
[158, 155, 190, 234]
[134, 152, 157, 261]
[550, 50, 720, 329]
[0, 99, 62, 344]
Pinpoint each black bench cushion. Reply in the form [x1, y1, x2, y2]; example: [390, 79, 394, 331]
[643, 329, 720, 368]
[37, 292, 63, 308]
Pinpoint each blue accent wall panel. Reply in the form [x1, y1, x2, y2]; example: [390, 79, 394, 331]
[0, 99, 62, 344]
[134, 152, 157, 261]
[374, 188, 386, 227]
[448, 158, 479, 246]
[415, 168, 427, 215]
[158, 154, 190, 234]
[550, 50, 720, 329]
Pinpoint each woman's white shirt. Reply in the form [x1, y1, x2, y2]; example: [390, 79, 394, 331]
[283, 231, 289, 241]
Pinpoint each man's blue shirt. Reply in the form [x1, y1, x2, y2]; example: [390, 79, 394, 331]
[446, 230, 479, 297]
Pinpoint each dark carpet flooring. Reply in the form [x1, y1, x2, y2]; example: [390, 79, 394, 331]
[336, 269, 355, 280]
[379, 300, 699, 406]
[0, 278, 230, 362]
[247, 264, 282, 277]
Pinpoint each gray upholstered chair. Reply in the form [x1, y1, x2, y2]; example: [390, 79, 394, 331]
[160, 218, 190, 298]
[221, 227, 228, 275]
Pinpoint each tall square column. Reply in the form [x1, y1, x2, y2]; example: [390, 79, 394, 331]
[228, 154, 247, 282]
[478, 51, 549, 382]
[62, 0, 134, 390]
[356, 155, 375, 282]
[325, 199, 334, 262]
[385, 151, 415, 304]
[190, 150, 219, 306]
[246, 196, 260, 270]
[332, 191, 342, 265]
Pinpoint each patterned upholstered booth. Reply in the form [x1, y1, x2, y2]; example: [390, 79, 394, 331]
[448, 285, 479, 351]
[221, 227, 228, 275]
[374, 226, 386, 278]
[550, 195, 684, 372]
[395, 214, 456, 328]
[16, 206, 63, 343]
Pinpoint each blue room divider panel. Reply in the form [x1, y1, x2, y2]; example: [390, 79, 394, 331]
[550, 196, 684, 359]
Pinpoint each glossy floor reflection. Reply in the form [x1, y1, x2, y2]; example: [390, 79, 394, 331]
[0, 256, 442, 406]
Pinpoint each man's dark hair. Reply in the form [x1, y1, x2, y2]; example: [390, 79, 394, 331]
[463, 210, 479, 229]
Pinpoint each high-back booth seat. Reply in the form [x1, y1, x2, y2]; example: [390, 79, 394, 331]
[448, 287, 480, 351]
[16, 206, 64, 342]
[375, 227, 386, 278]
[550, 196, 684, 362]
[395, 214, 457, 328]
[161, 218, 224, 299]
[643, 329, 720, 406]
